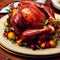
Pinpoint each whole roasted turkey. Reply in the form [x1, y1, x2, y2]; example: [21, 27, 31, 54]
[9, 1, 56, 41]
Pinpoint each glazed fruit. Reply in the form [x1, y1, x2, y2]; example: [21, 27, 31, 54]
[31, 45, 36, 50]
[8, 32, 15, 40]
[4, 21, 8, 27]
[3, 32, 8, 37]
[37, 40, 42, 45]
[40, 43, 45, 49]
[49, 40, 56, 48]
[16, 39, 22, 46]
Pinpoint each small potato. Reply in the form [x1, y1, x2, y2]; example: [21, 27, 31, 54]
[4, 21, 8, 27]
[16, 39, 22, 46]
[8, 32, 15, 40]
[40, 43, 45, 49]
[49, 40, 56, 48]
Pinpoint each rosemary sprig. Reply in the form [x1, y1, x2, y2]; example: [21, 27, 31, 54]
[6, 9, 12, 15]
[53, 32, 60, 41]
[22, 42, 28, 47]
[4, 28, 7, 32]
[35, 44, 40, 49]
[43, 19, 50, 26]
[11, 37, 16, 44]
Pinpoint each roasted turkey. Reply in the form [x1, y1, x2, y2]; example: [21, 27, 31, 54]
[9, 1, 56, 41]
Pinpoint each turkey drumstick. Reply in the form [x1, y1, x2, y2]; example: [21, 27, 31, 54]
[22, 25, 55, 41]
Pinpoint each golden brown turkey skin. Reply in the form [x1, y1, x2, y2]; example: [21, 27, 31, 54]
[10, 1, 55, 36]
[18, 2, 47, 29]
[18, 1, 55, 23]
[22, 25, 55, 41]
[10, 10, 25, 35]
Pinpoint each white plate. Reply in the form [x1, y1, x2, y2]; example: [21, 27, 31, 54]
[0, 14, 60, 57]
[0, 2, 19, 13]
[0, 0, 46, 13]
[51, 0, 60, 10]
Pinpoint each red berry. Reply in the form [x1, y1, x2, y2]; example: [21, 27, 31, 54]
[56, 25, 60, 29]
[45, 42, 50, 48]
[44, 41, 47, 44]
[31, 45, 36, 50]
[38, 40, 42, 45]
[3, 32, 8, 37]
[16, 36, 19, 40]
[57, 36, 60, 38]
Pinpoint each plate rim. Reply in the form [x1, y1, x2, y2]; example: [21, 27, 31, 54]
[51, 0, 60, 10]
[0, 15, 60, 57]
[0, 44, 60, 58]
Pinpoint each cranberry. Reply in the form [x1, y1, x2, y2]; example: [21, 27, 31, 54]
[45, 42, 50, 48]
[3, 32, 8, 37]
[16, 36, 19, 40]
[31, 45, 36, 50]
[44, 41, 47, 44]
[57, 36, 60, 38]
[37, 40, 42, 45]
[55, 25, 60, 29]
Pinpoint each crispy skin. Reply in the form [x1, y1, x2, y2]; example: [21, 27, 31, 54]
[10, 1, 55, 37]
[22, 25, 55, 41]
[10, 11, 24, 35]
[38, 5, 55, 23]
[18, 2, 46, 28]
[18, 1, 55, 23]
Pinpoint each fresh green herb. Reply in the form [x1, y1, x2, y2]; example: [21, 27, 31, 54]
[7, 23, 12, 27]
[35, 44, 40, 49]
[6, 9, 12, 12]
[53, 20, 60, 27]
[53, 32, 60, 41]
[43, 19, 50, 26]
[4, 28, 7, 32]
[7, 18, 12, 27]
[15, 7, 19, 9]
[7, 18, 9, 22]
[12, 40, 16, 44]
[55, 20, 60, 25]
[6, 9, 12, 16]
[11, 37, 16, 44]
[22, 42, 28, 47]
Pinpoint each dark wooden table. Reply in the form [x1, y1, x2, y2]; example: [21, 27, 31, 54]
[0, 0, 60, 60]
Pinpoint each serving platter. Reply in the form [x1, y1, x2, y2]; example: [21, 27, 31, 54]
[51, 0, 60, 10]
[0, 14, 60, 58]
[0, 0, 46, 13]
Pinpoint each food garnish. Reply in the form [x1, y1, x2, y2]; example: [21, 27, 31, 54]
[3, 1, 60, 50]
